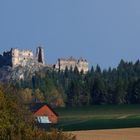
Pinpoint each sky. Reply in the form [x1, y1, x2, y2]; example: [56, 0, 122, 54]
[0, 0, 140, 69]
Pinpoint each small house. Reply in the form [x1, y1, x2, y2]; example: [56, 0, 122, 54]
[30, 103, 58, 124]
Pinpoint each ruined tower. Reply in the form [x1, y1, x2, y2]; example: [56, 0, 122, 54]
[36, 47, 45, 64]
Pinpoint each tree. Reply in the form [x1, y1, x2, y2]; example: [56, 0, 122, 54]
[34, 88, 44, 103]
[113, 78, 127, 104]
[91, 73, 107, 104]
[131, 79, 140, 104]
[0, 84, 34, 139]
[20, 88, 33, 103]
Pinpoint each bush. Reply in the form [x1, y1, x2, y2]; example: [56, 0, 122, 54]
[0, 128, 76, 140]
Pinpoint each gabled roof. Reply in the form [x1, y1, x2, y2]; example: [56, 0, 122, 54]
[28, 103, 58, 116]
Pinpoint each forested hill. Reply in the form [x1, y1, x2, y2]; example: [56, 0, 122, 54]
[14, 59, 140, 107]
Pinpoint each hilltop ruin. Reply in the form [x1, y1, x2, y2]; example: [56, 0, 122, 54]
[0, 47, 89, 74]
[0, 47, 44, 68]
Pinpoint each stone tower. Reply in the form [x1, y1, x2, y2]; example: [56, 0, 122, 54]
[36, 47, 45, 64]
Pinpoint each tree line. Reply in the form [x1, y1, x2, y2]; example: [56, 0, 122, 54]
[16, 59, 140, 106]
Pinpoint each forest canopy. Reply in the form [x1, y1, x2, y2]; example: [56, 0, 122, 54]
[16, 59, 140, 106]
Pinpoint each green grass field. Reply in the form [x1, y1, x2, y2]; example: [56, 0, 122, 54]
[54, 104, 140, 131]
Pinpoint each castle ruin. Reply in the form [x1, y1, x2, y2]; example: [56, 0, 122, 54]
[36, 47, 45, 64]
[55, 57, 89, 73]
[0, 47, 89, 73]
[0, 47, 44, 68]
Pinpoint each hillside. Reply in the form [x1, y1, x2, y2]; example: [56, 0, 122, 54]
[0, 65, 50, 82]
[1, 59, 140, 107]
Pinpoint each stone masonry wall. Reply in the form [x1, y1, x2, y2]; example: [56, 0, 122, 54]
[0, 47, 44, 68]
[55, 57, 89, 73]
[11, 48, 34, 67]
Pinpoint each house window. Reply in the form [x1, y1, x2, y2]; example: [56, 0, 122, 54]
[37, 116, 51, 124]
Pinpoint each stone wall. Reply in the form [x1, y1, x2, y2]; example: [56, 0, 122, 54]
[11, 48, 34, 67]
[0, 47, 88, 73]
[77, 59, 89, 73]
[55, 57, 89, 73]
[0, 47, 44, 68]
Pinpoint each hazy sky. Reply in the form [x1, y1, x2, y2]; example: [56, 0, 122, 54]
[0, 0, 140, 68]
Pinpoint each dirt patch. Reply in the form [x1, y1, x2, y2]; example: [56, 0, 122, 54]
[71, 128, 140, 140]
[117, 115, 129, 119]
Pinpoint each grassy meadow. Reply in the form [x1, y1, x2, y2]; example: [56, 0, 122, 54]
[54, 104, 140, 131]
